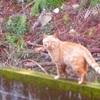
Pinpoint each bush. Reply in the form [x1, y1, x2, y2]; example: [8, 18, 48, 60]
[6, 14, 29, 35]
[6, 33, 25, 50]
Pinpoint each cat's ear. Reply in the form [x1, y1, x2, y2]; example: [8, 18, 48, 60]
[53, 33, 57, 38]
[43, 33, 47, 38]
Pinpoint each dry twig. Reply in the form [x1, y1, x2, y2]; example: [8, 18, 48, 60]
[21, 59, 48, 74]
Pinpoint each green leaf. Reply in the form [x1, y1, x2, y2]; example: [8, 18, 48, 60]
[90, 0, 100, 5]
[31, 0, 47, 16]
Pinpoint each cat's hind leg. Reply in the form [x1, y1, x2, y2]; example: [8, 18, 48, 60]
[74, 66, 87, 84]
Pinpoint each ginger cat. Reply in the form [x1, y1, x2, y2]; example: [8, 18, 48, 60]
[42, 33, 100, 84]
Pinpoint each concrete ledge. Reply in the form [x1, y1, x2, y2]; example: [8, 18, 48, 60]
[0, 67, 100, 99]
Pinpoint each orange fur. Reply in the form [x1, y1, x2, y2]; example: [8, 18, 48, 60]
[42, 33, 100, 84]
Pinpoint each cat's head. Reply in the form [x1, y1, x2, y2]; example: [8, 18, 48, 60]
[42, 33, 59, 50]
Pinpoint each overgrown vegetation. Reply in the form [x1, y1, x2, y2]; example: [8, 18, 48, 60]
[6, 33, 25, 50]
[0, 0, 100, 83]
[89, 0, 100, 5]
[6, 14, 29, 34]
[31, 0, 66, 16]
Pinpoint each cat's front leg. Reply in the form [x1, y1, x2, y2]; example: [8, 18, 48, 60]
[54, 64, 63, 80]
[54, 75, 60, 80]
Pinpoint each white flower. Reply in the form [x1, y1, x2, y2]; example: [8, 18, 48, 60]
[53, 8, 59, 13]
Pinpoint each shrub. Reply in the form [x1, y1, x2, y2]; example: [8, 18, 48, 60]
[6, 33, 25, 50]
[6, 14, 29, 35]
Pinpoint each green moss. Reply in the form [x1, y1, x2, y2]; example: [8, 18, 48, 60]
[0, 68, 100, 99]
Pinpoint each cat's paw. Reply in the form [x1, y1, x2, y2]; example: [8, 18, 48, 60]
[54, 75, 60, 80]
[78, 80, 86, 84]
[78, 81, 82, 84]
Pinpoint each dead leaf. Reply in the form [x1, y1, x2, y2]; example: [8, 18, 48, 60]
[40, 12, 52, 27]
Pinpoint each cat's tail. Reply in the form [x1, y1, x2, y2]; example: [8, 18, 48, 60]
[84, 50, 100, 74]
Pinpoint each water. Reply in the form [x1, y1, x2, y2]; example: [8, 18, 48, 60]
[0, 77, 92, 100]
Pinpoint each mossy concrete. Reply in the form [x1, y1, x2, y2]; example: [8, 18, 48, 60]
[0, 67, 100, 100]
